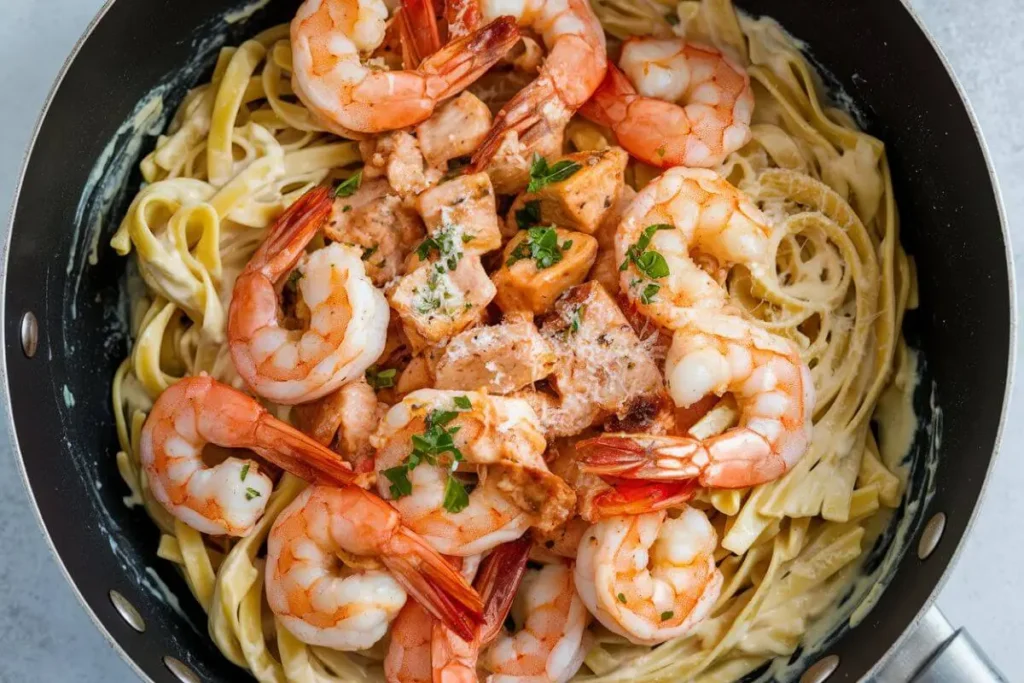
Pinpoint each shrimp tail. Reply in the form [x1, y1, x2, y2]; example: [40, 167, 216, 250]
[592, 480, 697, 518]
[397, 0, 443, 67]
[577, 435, 705, 481]
[383, 526, 485, 642]
[420, 16, 520, 101]
[469, 77, 559, 173]
[252, 416, 362, 487]
[246, 186, 332, 277]
[475, 537, 531, 643]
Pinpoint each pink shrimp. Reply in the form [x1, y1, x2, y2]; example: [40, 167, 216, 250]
[139, 375, 357, 537]
[580, 38, 753, 168]
[290, 0, 519, 135]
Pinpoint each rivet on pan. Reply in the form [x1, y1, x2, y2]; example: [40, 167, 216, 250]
[108, 589, 145, 633]
[164, 656, 200, 683]
[20, 311, 38, 358]
[800, 655, 840, 683]
[918, 512, 946, 560]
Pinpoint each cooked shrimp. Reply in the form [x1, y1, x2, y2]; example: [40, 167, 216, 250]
[482, 562, 590, 682]
[373, 389, 575, 556]
[464, 0, 608, 189]
[290, 0, 520, 135]
[140, 375, 358, 537]
[228, 187, 389, 405]
[580, 38, 753, 168]
[574, 507, 722, 645]
[579, 313, 814, 489]
[266, 484, 484, 649]
[615, 167, 773, 330]
[385, 539, 531, 683]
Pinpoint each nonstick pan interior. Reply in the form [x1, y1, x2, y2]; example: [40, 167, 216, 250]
[2, 0, 1012, 681]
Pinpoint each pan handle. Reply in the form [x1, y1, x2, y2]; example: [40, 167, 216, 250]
[872, 605, 1006, 682]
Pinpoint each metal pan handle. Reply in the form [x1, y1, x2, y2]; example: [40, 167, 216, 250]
[873, 605, 1006, 682]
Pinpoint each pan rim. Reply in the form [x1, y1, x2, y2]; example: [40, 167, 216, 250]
[861, 0, 1018, 677]
[0, 1, 1015, 682]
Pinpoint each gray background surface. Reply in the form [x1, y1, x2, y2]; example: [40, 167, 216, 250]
[1, 0, 1022, 681]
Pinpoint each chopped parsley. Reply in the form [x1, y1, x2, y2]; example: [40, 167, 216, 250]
[365, 365, 396, 390]
[415, 225, 463, 272]
[342, 204, 352, 213]
[567, 304, 585, 336]
[382, 397, 473, 513]
[333, 170, 362, 198]
[640, 283, 661, 305]
[660, 610, 674, 621]
[515, 199, 542, 230]
[506, 227, 573, 270]
[526, 153, 581, 193]
[620, 223, 672, 280]
[361, 245, 379, 261]
[240, 463, 250, 481]
[245, 487, 261, 501]
[617, 593, 627, 604]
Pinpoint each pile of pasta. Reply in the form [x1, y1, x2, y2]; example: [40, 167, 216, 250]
[109, 0, 916, 680]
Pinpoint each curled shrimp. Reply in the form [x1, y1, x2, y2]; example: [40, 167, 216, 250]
[291, 0, 520, 135]
[579, 313, 814, 489]
[266, 484, 484, 649]
[373, 389, 575, 556]
[385, 538, 531, 683]
[463, 0, 608, 185]
[574, 506, 723, 645]
[481, 562, 590, 682]
[139, 375, 357, 537]
[228, 187, 389, 405]
[580, 38, 753, 168]
[615, 166, 773, 331]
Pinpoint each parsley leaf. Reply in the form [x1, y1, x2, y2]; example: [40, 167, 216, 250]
[415, 226, 463, 272]
[245, 487, 261, 501]
[660, 610, 674, 621]
[527, 153, 582, 193]
[454, 395, 472, 410]
[640, 283, 661, 305]
[515, 200, 542, 230]
[620, 224, 672, 281]
[383, 465, 413, 498]
[568, 305, 585, 335]
[617, 593, 627, 603]
[333, 170, 362, 198]
[443, 475, 470, 513]
[240, 463, 250, 481]
[506, 227, 573, 270]
[365, 365, 396, 390]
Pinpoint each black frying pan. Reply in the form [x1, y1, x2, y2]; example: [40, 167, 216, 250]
[3, 0, 1014, 681]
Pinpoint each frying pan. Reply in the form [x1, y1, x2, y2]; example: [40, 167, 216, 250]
[2, 0, 1014, 681]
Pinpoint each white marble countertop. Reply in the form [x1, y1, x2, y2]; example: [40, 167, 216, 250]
[1, 0, 1021, 681]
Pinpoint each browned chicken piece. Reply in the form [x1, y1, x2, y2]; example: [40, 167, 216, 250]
[415, 173, 502, 254]
[491, 459, 576, 532]
[482, 129, 563, 195]
[389, 253, 495, 351]
[291, 378, 384, 474]
[360, 130, 441, 196]
[433, 319, 556, 393]
[324, 179, 425, 287]
[492, 228, 598, 315]
[516, 281, 664, 438]
[396, 354, 433, 395]
[415, 92, 493, 168]
[586, 184, 636, 296]
[530, 515, 590, 563]
[505, 147, 629, 237]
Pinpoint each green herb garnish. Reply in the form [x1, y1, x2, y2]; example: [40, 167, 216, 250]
[386, 399, 473, 509]
[617, 593, 627, 604]
[245, 487, 261, 501]
[240, 463, 250, 481]
[620, 223, 672, 280]
[383, 465, 413, 498]
[660, 610, 674, 621]
[443, 475, 470, 514]
[640, 283, 661, 305]
[454, 395, 472, 410]
[415, 226, 463, 272]
[333, 170, 362, 198]
[506, 227, 573, 270]
[515, 199, 542, 230]
[527, 153, 581, 193]
[366, 365, 397, 390]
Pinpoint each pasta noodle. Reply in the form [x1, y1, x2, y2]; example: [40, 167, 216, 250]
[108, 1, 916, 680]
